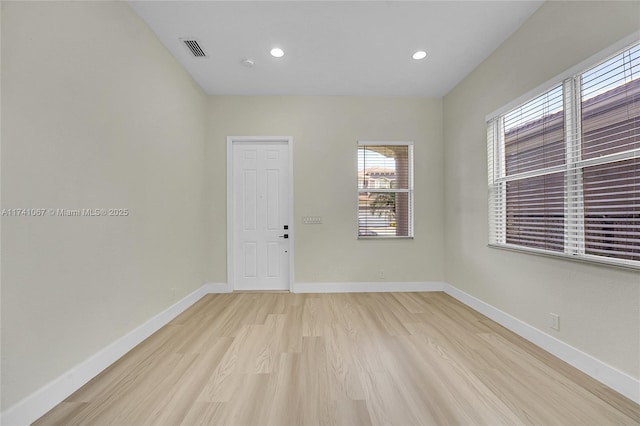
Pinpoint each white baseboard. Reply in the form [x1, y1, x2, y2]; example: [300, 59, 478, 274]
[293, 281, 445, 293]
[443, 283, 640, 405]
[0, 283, 223, 426]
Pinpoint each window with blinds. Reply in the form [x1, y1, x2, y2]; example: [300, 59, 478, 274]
[358, 142, 413, 238]
[502, 85, 566, 252]
[488, 40, 639, 268]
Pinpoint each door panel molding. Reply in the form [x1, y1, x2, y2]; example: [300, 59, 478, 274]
[227, 136, 294, 292]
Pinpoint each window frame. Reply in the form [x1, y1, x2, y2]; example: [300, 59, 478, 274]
[487, 36, 640, 270]
[357, 141, 414, 239]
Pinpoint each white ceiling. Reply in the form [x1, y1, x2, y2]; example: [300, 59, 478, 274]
[129, 1, 543, 97]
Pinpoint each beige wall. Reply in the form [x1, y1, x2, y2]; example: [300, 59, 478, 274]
[1, 1, 208, 409]
[443, 1, 640, 378]
[207, 96, 444, 284]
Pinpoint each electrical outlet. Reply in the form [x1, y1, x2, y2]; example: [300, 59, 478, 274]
[379, 270, 385, 280]
[171, 288, 176, 297]
[550, 313, 560, 331]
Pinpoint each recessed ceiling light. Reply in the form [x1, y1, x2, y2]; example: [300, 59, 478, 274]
[270, 47, 285, 58]
[241, 58, 255, 68]
[412, 50, 427, 60]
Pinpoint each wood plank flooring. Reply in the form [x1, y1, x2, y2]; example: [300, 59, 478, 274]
[34, 292, 640, 425]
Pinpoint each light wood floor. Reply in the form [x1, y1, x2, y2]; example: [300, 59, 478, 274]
[35, 292, 640, 425]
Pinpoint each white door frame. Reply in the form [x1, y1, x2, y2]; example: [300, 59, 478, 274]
[227, 136, 294, 292]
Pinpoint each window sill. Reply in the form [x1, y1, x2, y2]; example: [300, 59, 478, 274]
[488, 243, 640, 271]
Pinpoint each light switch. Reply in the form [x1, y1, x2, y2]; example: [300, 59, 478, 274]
[302, 216, 322, 224]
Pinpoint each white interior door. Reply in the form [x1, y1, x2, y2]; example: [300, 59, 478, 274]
[231, 141, 290, 290]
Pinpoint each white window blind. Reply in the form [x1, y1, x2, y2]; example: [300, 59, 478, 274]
[488, 41, 640, 268]
[581, 43, 640, 262]
[358, 142, 413, 238]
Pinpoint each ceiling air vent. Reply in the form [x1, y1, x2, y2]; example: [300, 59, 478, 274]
[181, 39, 206, 57]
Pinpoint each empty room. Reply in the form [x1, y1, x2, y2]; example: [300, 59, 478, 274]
[1, 1, 639, 425]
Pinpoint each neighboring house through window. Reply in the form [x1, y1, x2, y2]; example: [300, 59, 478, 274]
[358, 142, 414, 238]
